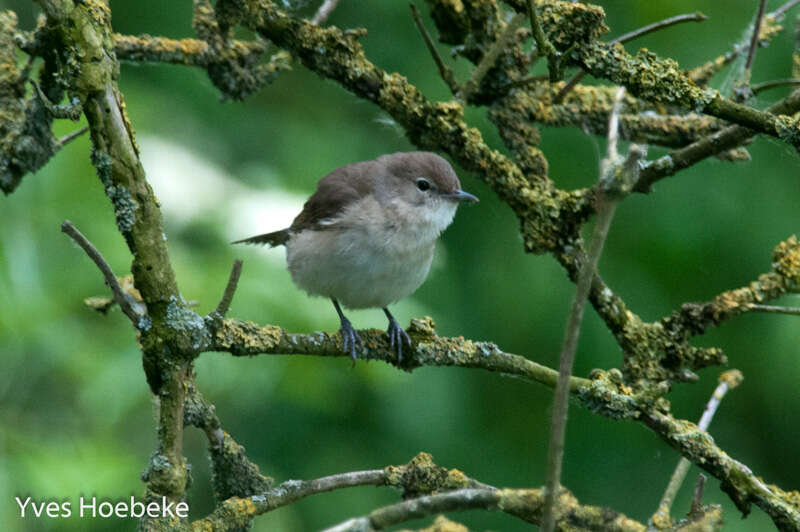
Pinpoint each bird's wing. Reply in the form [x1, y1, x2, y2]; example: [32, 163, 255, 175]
[232, 229, 290, 246]
[290, 160, 375, 232]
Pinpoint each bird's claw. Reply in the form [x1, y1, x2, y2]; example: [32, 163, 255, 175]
[386, 316, 411, 362]
[339, 317, 363, 362]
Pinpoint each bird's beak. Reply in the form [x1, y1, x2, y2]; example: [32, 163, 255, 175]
[444, 189, 479, 203]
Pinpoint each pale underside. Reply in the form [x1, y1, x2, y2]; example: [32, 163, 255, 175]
[286, 194, 457, 309]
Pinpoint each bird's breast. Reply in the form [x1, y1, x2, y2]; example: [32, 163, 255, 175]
[285, 226, 436, 309]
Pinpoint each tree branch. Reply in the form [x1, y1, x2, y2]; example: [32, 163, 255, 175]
[311, 0, 341, 25]
[113, 33, 267, 67]
[322, 486, 647, 532]
[635, 89, 800, 192]
[744, 0, 769, 75]
[542, 87, 629, 532]
[556, 11, 707, 102]
[192, 452, 493, 531]
[650, 371, 743, 528]
[753, 78, 800, 94]
[215, 259, 243, 316]
[526, 0, 558, 81]
[61, 220, 144, 326]
[458, 13, 525, 102]
[576, 41, 800, 151]
[662, 236, 800, 337]
[747, 303, 800, 315]
[643, 409, 800, 528]
[210, 316, 590, 393]
[410, 3, 458, 93]
[36, 0, 193, 505]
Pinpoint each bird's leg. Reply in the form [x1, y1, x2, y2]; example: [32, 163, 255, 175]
[383, 307, 411, 362]
[332, 299, 362, 361]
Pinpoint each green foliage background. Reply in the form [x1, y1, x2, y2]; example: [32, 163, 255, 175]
[1, 1, 798, 530]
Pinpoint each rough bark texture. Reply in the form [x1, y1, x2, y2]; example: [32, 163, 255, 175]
[4, 0, 800, 530]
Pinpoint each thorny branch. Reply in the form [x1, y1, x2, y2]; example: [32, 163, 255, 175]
[4, 0, 800, 530]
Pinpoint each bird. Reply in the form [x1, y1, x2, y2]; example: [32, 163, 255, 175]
[234, 151, 478, 362]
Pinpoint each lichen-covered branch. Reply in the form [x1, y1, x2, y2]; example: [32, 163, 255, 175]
[577, 369, 800, 531]
[636, 89, 800, 192]
[184, 378, 273, 513]
[191, 452, 491, 531]
[32, 0, 197, 508]
[113, 33, 268, 67]
[496, 84, 723, 149]
[542, 88, 630, 532]
[8, 0, 800, 530]
[210, 316, 590, 393]
[0, 11, 61, 195]
[575, 41, 800, 150]
[322, 486, 646, 532]
[650, 371, 743, 530]
[643, 410, 800, 530]
[190, 0, 291, 100]
[662, 236, 800, 338]
[688, 11, 785, 86]
[554, 11, 708, 103]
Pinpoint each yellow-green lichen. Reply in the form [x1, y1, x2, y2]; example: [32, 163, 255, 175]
[385, 452, 473, 499]
[773, 235, 800, 287]
[214, 319, 282, 355]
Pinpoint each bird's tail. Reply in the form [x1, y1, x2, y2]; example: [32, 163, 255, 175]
[232, 228, 290, 247]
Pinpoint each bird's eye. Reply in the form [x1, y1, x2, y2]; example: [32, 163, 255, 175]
[416, 178, 431, 191]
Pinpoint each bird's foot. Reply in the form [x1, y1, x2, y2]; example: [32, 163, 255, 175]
[338, 316, 363, 362]
[386, 314, 411, 363]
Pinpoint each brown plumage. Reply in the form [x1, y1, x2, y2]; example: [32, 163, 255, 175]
[233, 152, 464, 246]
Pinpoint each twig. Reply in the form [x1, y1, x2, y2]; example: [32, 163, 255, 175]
[56, 125, 89, 147]
[31, 80, 82, 121]
[20, 54, 35, 81]
[458, 13, 525, 102]
[643, 407, 798, 530]
[747, 303, 800, 315]
[635, 89, 800, 192]
[613, 12, 708, 45]
[410, 4, 458, 93]
[322, 489, 511, 532]
[311, 0, 340, 25]
[215, 259, 243, 316]
[689, 474, 707, 516]
[752, 78, 800, 94]
[113, 34, 266, 67]
[745, 0, 769, 75]
[503, 74, 549, 90]
[689, 2, 792, 86]
[320, 486, 647, 532]
[774, 0, 800, 18]
[61, 220, 142, 325]
[541, 87, 628, 532]
[184, 378, 224, 446]
[555, 12, 707, 103]
[527, 0, 558, 81]
[193, 454, 497, 530]
[650, 371, 742, 526]
[604, 88, 625, 168]
[554, 72, 586, 103]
